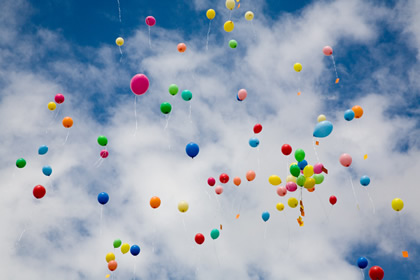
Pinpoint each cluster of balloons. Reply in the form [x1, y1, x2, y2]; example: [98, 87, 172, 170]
[160, 84, 192, 115]
[47, 93, 64, 111]
[222, 1, 254, 32]
[195, 228, 221, 245]
[105, 239, 141, 273]
[98, 135, 109, 158]
[344, 105, 364, 121]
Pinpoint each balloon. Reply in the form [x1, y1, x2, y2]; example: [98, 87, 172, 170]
[130, 245, 140, 256]
[313, 163, 323, 174]
[210, 229, 220, 240]
[313, 120, 333, 138]
[33, 185, 46, 199]
[100, 150, 109, 158]
[16, 158, 26, 168]
[352, 105, 363, 119]
[48, 102, 56, 111]
[233, 177, 241, 186]
[97, 136, 108, 146]
[55, 93, 65, 104]
[307, 187, 315, 192]
[238, 89, 247, 100]
[236, 94, 241, 101]
[276, 203, 285, 211]
[296, 175, 306, 187]
[369, 266, 384, 280]
[298, 160, 308, 170]
[246, 170, 256, 181]
[206, 9, 216, 20]
[262, 211, 270, 222]
[391, 198, 404, 212]
[317, 114, 326, 122]
[168, 84, 178, 95]
[253, 124, 262, 134]
[229, 40, 237, 48]
[121, 243, 130, 254]
[269, 175, 282, 186]
[178, 201, 189, 213]
[195, 233, 205, 245]
[177, 43, 187, 53]
[160, 102, 172, 114]
[245, 11, 254, 21]
[150, 196, 161, 209]
[38, 145, 48, 155]
[294, 149, 305, 162]
[323, 46, 333, 56]
[286, 175, 296, 183]
[224, 21, 234, 32]
[288, 197, 298, 208]
[115, 37, 124, 46]
[293, 63, 302, 72]
[215, 185, 223, 195]
[225, 0, 235, 10]
[360, 175, 370, 186]
[113, 239, 122, 249]
[98, 192, 109, 205]
[108, 260, 118, 271]
[106, 252, 115, 263]
[277, 186, 287, 196]
[145, 16, 156, 26]
[285, 182, 297, 192]
[357, 257, 368, 269]
[208, 177, 216, 186]
[42, 165, 52, 176]
[339, 153, 352, 167]
[303, 177, 315, 189]
[181, 90, 192, 101]
[249, 137, 259, 148]
[303, 165, 314, 178]
[62, 117, 73, 128]
[130, 74, 149, 95]
[290, 164, 300, 177]
[344, 109, 355, 121]
[186, 142, 199, 158]
[220, 173, 229, 184]
[313, 174, 324, 184]
[329, 195, 337, 205]
[281, 144, 292, 155]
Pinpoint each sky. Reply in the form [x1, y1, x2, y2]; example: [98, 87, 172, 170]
[1, 0, 420, 279]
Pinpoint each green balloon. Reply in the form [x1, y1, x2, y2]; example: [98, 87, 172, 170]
[290, 164, 300, 177]
[296, 174, 306, 187]
[16, 158, 26, 168]
[160, 102, 172, 114]
[97, 135, 108, 146]
[169, 84, 178, 96]
[181, 90, 192, 101]
[210, 229, 220, 240]
[229, 40, 237, 48]
[113, 239, 122, 248]
[294, 149, 305, 162]
[313, 174, 324, 184]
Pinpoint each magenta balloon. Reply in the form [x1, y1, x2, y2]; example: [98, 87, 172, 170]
[130, 74, 149, 95]
[286, 182, 297, 192]
[100, 150, 109, 158]
[313, 163, 323, 174]
[238, 89, 247, 100]
[276, 186, 287, 197]
[339, 153, 352, 167]
[215, 185, 223, 195]
[323, 46, 333, 56]
[145, 16, 156, 26]
[208, 177, 216, 187]
[55, 93, 65, 104]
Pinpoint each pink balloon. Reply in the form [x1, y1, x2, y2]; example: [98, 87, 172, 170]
[145, 16, 156, 27]
[238, 89, 247, 100]
[313, 163, 324, 174]
[130, 74, 149, 95]
[323, 46, 333, 56]
[276, 186, 287, 197]
[339, 153, 352, 167]
[215, 185, 223, 195]
[55, 93, 65, 104]
[286, 182, 297, 192]
[207, 177, 216, 187]
[100, 150, 109, 158]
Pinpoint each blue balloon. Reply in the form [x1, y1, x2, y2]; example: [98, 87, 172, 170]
[344, 109, 355, 121]
[42, 165, 52, 176]
[186, 142, 199, 158]
[130, 244, 141, 256]
[262, 211, 270, 222]
[249, 137, 259, 148]
[313, 121, 333, 138]
[97, 192, 109, 205]
[360, 175, 370, 186]
[357, 257, 368, 269]
[298, 160, 308, 170]
[38, 145, 48, 155]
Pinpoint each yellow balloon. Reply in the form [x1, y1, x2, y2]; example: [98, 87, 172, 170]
[288, 197, 298, 208]
[392, 198, 404, 212]
[303, 165, 314, 178]
[106, 274, 110, 278]
[294, 63, 302, 72]
[206, 9, 215, 20]
[276, 203, 284, 211]
[178, 201, 189, 213]
[245, 11, 254, 21]
[286, 175, 297, 183]
[116, 37, 124, 46]
[105, 252, 115, 263]
[224, 21, 234, 32]
[48, 102, 56, 111]
[317, 114, 326, 122]
[225, 0, 235, 10]
[121, 243, 130, 254]
[268, 175, 282, 186]
[303, 177, 315, 189]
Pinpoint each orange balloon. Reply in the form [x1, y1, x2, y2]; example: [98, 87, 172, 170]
[307, 187, 315, 192]
[246, 170, 256, 181]
[177, 43, 186, 53]
[62, 117, 73, 128]
[352, 105, 363, 118]
[150, 196, 161, 209]
[233, 177, 241, 186]
[108, 260, 117, 271]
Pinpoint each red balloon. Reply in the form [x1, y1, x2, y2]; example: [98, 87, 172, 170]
[329, 195, 337, 205]
[219, 173, 229, 184]
[207, 177, 216, 187]
[281, 144, 292, 156]
[108, 260, 118, 271]
[54, 93, 65, 104]
[253, 124, 262, 134]
[369, 266, 384, 280]
[33, 185, 46, 199]
[195, 233, 205, 245]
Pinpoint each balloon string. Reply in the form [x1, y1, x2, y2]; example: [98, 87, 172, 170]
[312, 138, 320, 162]
[118, 46, 123, 62]
[188, 103, 192, 122]
[133, 260, 136, 280]
[134, 96, 138, 136]
[63, 129, 70, 145]
[360, 269, 364, 280]
[45, 105, 61, 134]
[148, 26, 151, 49]
[365, 188, 376, 214]
[206, 21, 212, 51]
[263, 222, 268, 239]
[213, 242, 221, 268]
[116, 0, 121, 22]
[348, 172, 360, 210]
[397, 213, 406, 254]
[331, 55, 338, 80]
[164, 114, 171, 130]
[100, 205, 103, 236]
[315, 190, 329, 221]
[229, 10, 232, 21]
[251, 21, 257, 41]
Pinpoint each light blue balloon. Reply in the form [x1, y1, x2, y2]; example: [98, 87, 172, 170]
[313, 121, 333, 138]
[38, 145, 48, 155]
[42, 165, 52, 176]
[344, 109, 355, 121]
[262, 211, 270, 222]
[249, 137, 259, 148]
[360, 175, 370, 186]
